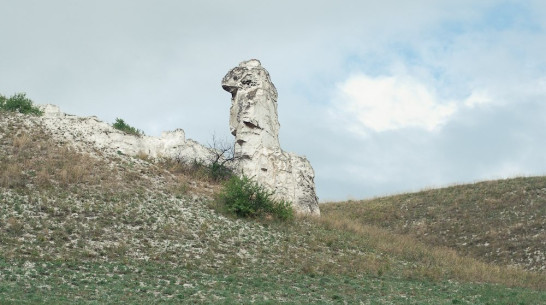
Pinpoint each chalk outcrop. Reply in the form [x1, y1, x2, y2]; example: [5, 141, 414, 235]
[222, 59, 320, 215]
[38, 104, 214, 162]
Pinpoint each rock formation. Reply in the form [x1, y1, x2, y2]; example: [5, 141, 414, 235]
[222, 59, 320, 215]
[38, 104, 214, 162]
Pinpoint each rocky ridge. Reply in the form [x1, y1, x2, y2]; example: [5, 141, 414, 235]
[37, 104, 214, 162]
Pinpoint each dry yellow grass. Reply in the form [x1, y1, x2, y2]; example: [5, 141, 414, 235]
[315, 211, 546, 290]
[0, 163, 23, 188]
[0, 118, 121, 190]
[156, 158, 224, 196]
[323, 177, 546, 274]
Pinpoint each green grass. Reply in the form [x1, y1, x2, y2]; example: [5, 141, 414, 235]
[1, 110, 546, 304]
[0, 258, 544, 304]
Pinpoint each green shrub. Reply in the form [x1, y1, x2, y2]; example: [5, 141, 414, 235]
[217, 175, 294, 221]
[0, 93, 43, 116]
[113, 118, 144, 136]
[209, 162, 233, 182]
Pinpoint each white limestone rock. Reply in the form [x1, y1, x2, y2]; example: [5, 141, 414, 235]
[37, 104, 214, 162]
[41, 104, 64, 117]
[222, 59, 320, 215]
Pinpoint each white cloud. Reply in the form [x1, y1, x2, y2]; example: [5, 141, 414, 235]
[334, 74, 459, 133]
[463, 90, 492, 108]
[333, 74, 498, 134]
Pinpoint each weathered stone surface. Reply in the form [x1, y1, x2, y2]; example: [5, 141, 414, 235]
[222, 59, 320, 215]
[38, 104, 214, 162]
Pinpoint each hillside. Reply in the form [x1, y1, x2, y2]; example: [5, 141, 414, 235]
[322, 177, 546, 272]
[1, 109, 546, 304]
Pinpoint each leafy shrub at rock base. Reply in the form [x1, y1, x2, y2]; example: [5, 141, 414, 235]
[0, 93, 43, 116]
[217, 175, 294, 221]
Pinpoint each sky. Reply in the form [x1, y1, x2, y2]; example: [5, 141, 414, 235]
[1, 1, 546, 201]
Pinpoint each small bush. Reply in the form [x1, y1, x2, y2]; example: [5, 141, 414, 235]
[209, 162, 233, 182]
[0, 93, 43, 116]
[217, 175, 294, 221]
[113, 118, 144, 136]
[163, 157, 233, 183]
[187, 159, 233, 182]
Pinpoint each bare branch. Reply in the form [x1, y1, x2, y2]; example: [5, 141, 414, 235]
[207, 134, 238, 166]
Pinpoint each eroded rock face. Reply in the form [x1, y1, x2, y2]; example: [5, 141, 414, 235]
[38, 104, 214, 162]
[222, 59, 320, 215]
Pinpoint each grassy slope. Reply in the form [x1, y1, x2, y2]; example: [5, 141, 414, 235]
[322, 177, 546, 272]
[1, 111, 545, 304]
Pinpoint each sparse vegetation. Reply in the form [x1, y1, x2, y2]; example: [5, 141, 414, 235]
[112, 117, 144, 136]
[209, 161, 232, 181]
[216, 175, 294, 221]
[159, 157, 232, 184]
[206, 135, 237, 181]
[170, 135, 235, 182]
[323, 177, 546, 272]
[0, 92, 43, 116]
[1, 110, 546, 304]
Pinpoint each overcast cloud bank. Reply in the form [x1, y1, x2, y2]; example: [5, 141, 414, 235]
[1, 1, 545, 201]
